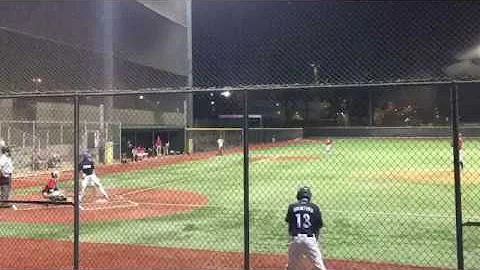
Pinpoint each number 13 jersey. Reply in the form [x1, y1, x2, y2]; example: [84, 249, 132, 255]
[285, 198, 323, 236]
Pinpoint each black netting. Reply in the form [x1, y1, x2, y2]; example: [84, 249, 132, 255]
[194, 1, 480, 87]
[1, 1, 479, 269]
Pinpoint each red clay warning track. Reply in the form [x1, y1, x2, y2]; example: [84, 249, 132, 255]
[0, 238, 443, 269]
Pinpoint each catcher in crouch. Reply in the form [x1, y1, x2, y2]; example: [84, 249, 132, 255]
[41, 170, 67, 202]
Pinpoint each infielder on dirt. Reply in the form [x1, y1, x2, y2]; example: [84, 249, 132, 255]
[451, 132, 465, 169]
[79, 151, 109, 209]
[285, 186, 327, 270]
[217, 137, 224, 156]
[324, 137, 333, 156]
[458, 132, 465, 169]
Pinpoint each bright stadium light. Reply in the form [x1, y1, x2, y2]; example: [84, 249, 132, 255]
[220, 91, 231, 98]
[32, 77, 42, 91]
[310, 63, 319, 84]
[139, 95, 144, 100]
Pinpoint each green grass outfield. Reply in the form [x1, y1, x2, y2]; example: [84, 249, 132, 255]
[4, 138, 480, 269]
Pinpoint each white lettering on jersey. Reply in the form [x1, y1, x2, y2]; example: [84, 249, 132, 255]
[293, 206, 314, 213]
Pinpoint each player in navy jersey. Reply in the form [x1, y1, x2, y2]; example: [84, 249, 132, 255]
[285, 186, 327, 270]
[78, 152, 109, 209]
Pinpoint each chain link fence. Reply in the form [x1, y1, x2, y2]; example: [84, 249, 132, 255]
[457, 83, 480, 270]
[0, 119, 121, 175]
[0, 85, 476, 270]
[1, 1, 480, 270]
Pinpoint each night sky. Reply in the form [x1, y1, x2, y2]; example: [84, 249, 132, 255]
[1, 1, 479, 90]
[1, 1, 480, 124]
[193, 1, 480, 87]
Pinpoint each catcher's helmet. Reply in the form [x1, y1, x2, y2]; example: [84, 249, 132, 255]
[1, 146, 10, 155]
[296, 186, 312, 201]
[51, 170, 60, 178]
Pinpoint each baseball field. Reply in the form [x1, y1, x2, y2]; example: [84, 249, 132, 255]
[0, 138, 479, 269]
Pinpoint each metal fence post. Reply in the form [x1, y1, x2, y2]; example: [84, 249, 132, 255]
[32, 121, 36, 171]
[73, 95, 80, 270]
[368, 89, 374, 126]
[243, 89, 250, 270]
[6, 127, 10, 145]
[105, 122, 108, 142]
[60, 124, 64, 145]
[119, 122, 122, 161]
[84, 121, 88, 151]
[450, 82, 464, 270]
[184, 99, 188, 155]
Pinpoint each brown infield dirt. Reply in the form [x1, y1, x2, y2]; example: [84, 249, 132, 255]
[0, 237, 444, 270]
[1, 140, 445, 269]
[381, 170, 480, 185]
[1, 188, 208, 224]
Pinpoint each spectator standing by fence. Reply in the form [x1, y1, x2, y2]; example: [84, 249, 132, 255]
[163, 140, 170, 156]
[155, 136, 162, 157]
[127, 141, 134, 162]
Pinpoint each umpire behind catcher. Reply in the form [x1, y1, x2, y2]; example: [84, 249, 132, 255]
[285, 186, 328, 270]
[0, 144, 14, 209]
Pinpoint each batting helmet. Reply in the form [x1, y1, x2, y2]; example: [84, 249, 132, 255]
[82, 151, 92, 160]
[296, 186, 312, 201]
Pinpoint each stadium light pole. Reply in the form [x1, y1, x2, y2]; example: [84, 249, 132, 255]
[184, 0, 193, 155]
[310, 63, 319, 84]
[32, 78, 42, 91]
[220, 91, 231, 98]
[243, 89, 250, 270]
